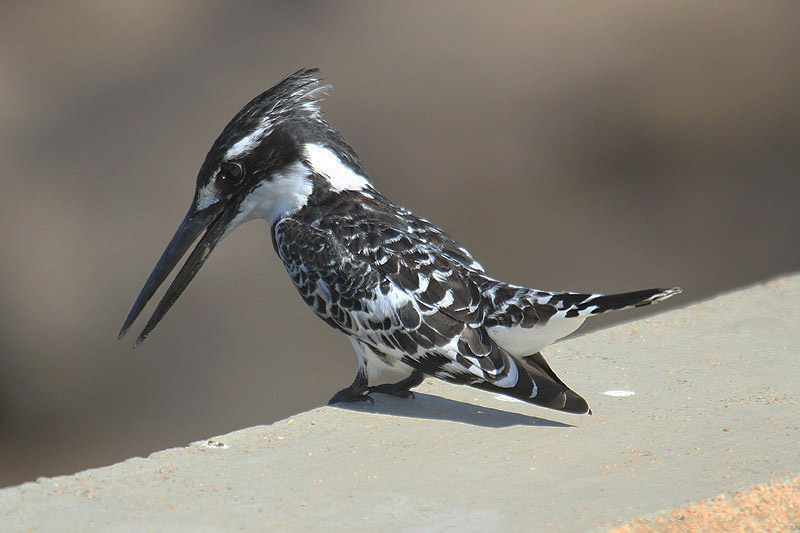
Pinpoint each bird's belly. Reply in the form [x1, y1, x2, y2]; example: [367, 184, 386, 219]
[349, 337, 416, 386]
[486, 317, 585, 357]
[365, 356, 416, 386]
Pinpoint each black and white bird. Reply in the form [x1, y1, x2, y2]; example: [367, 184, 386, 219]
[119, 68, 680, 415]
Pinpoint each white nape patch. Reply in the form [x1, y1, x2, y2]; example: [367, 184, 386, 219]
[602, 390, 636, 397]
[224, 161, 312, 236]
[225, 120, 273, 160]
[195, 179, 219, 210]
[304, 143, 370, 192]
[486, 317, 586, 357]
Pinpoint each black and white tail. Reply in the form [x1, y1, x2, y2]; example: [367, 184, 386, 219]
[471, 350, 591, 414]
[546, 287, 682, 319]
[477, 286, 682, 414]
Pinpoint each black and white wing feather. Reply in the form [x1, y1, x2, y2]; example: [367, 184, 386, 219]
[272, 191, 595, 413]
[272, 204, 513, 381]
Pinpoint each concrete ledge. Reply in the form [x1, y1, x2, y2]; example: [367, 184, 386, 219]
[2, 275, 799, 532]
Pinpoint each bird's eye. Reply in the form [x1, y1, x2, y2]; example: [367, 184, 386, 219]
[218, 162, 244, 186]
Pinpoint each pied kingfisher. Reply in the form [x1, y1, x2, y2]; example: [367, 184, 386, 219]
[119, 68, 680, 414]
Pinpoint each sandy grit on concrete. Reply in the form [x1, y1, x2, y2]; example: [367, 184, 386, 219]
[613, 476, 800, 532]
[1, 274, 798, 532]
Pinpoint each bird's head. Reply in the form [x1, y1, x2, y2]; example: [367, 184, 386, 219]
[118, 68, 372, 345]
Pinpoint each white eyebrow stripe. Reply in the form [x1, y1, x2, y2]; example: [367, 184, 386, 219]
[225, 119, 273, 159]
[303, 143, 371, 192]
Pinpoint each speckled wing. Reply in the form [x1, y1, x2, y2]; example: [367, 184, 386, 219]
[271, 218, 380, 333]
[272, 215, 518, 386]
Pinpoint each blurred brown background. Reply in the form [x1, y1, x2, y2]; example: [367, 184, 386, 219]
[1, 1, 798, 487]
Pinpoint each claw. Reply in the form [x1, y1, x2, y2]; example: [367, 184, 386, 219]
[328, 370, 372, 405]
[366, 371, 424, 399]
[328, 388, 373, 405]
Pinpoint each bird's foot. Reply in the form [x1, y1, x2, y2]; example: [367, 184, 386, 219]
[368, 383, 415, 399]
[328, 370, 373, 405]
[328, 386, 374, 405]
[367, 371, 424, 399]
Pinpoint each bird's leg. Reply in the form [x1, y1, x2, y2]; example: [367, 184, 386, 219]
[328, 369, 373, 405]
[368, 370, 425, 399]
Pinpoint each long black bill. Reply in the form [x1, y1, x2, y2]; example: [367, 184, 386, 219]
[118, 201, 234, 347]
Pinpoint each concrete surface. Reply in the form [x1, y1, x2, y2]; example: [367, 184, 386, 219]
[2, 275, 798, 532]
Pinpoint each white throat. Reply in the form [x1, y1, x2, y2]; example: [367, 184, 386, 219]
[224, 161, 313, 235]
[221, 143, 370, 237]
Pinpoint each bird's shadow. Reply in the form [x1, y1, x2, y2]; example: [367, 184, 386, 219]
[330, 392, 574, 428]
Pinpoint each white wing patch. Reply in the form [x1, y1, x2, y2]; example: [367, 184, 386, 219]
[486, 317, 585, 357]
[304, 143, 371, 192]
